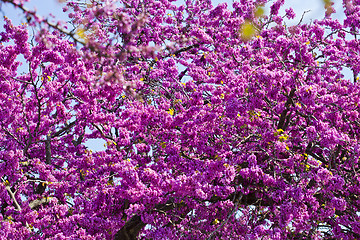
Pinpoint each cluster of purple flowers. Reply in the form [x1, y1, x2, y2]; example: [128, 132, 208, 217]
[0, 0, 360, 239]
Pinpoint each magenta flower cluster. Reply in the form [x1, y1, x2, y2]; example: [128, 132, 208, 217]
[0, 0, 360, 239]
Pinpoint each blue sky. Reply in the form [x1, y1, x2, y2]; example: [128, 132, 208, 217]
[0, 0, 346, 27]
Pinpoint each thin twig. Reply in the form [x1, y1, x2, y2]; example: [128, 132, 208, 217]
[206, 193, 243, 240]
[1, 177, 21, 211]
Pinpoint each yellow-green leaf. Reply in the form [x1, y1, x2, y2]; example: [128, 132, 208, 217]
[240, 20, 257, 40]
[255, 6, 265, 17]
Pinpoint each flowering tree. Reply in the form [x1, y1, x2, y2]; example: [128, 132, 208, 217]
[1, 0, 360, 239]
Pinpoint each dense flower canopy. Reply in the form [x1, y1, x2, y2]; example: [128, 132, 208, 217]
[1, 0, 360, 239]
